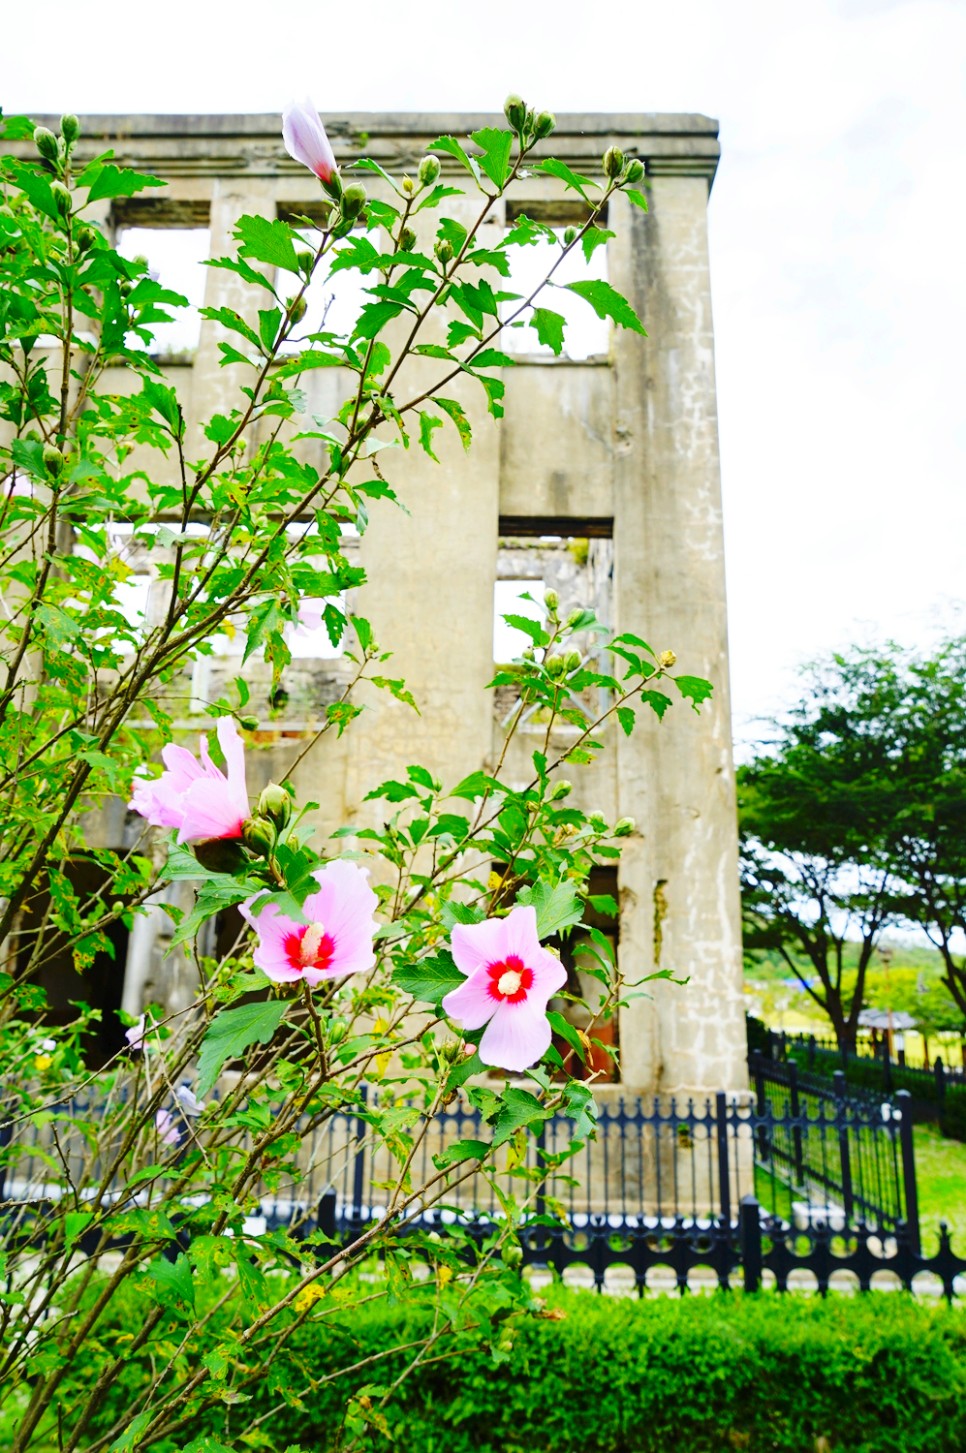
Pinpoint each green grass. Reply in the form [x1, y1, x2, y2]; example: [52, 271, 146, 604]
[915, 1121, 966, 1252]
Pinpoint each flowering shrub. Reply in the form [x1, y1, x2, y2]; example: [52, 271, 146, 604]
[0, 97, 710, 1451]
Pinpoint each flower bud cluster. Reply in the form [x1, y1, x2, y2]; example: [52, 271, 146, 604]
[503, 94, 556, 147]
[603, 146, 646, 187]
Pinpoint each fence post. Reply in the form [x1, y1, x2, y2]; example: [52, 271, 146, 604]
[350, 1082, 369, 1230]
[896, 1089, 921, 1256]
[832, 1071, 855, 1223]
[750, 1050, 769, 1162]
[788, 1060, 805, 1187]
[881, 1037, 893, 1094]
[934, 1057, 946, 1107]
[715, 1091, 731, 1226]
[808, 1034, 816, 1072]
[739, 1195, 762, 1293]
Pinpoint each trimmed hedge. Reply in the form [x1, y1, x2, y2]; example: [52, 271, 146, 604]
[38, 1285, 966, 1453]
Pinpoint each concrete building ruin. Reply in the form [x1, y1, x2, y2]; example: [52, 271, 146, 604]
[12, 111, 746, 1102]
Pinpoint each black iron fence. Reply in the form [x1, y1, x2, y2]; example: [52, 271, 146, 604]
[3, 1077, 966, 1297]
[756, 1021, 966, 1134]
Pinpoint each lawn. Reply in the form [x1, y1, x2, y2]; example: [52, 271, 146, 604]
[915, 1121, 966, 1252]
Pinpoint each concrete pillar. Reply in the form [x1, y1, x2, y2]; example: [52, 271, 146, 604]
[610, 178, 746, 1095]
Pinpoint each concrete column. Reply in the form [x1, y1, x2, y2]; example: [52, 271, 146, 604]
[186, 176, 277, 456]
[610, 179, 745, 1095]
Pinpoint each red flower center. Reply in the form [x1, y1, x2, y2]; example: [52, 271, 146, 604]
[283, 921, 335, 974]
[486, 954, 533, 1004]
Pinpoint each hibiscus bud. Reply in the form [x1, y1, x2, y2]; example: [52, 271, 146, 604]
[533, 111, 556, 140]
[257, 782, 292, 831]
[563, 226, 577, 245]
[658, 649, 677, 669]
[341, 182, 367, 217]
[603, 146, 624, 180]
[193, 837, 249, 874]
[624, 158, 645, 184]
[435, 239, 454, 266]
[328, 1017, 348, 1044]
[401, 176, 415, 195]
[288, 295, 307, 324]
[613, 816, 635, 837]
[418, 155, 441, 187]
[75, 225, 97, 252]
[550, 780, 573, 800]
[545, 589, 559, 614]
[502, 1242, 524, 1268]
[438, 1039, 464, 1063]
[242, 815, 277, 858]
[522, 646, 535, 662]
[565, 650, 582, 672]
[545, 655, 566, 678]
[111, 901, 125, 916]
[42, 444, 64, 477]
[239, 713, 260, 731]
[61, 114, 80, 145]
[400, 226, 417, 252]
[51, 181, 72, 216]
[34, 126, 59, 163]
[504, 94, 527, 132]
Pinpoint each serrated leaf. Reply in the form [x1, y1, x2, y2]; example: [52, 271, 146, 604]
[640, 689, 673, 720]
[547, 1010, 586, 1061]
[235, 215, 299, 273]
[530, 308, 566, 355]
[434, 1138, 489, 1170]
[433, 396, 472, 450]
[353, 300, 405, 340]
[418, 411, 444, 461]
[516, 880, 584, 939]
[533, 158, 598, 202]
[146, 1253, 195, 1320]
[491, 1087, 549, 1147]
[626, 187, 649, 211]
[469, 127, 514, 189]
[392, 955, 465, 1007]
[84, 164, 166, 205]
[675, 674, 714, 709]
[565, 279, 646, 335]
[501, 612, 550, 648]
[196, 1001, 288, 1097]
[616, 705, 636, 736]
[451, 770, 502, 801]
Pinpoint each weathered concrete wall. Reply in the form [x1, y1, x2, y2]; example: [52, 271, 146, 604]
[12, 112, 746, 1097]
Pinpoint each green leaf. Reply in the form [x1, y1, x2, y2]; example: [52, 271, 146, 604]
[83, 163, 166, 205]
[565, 279, 646, 335]
[141, 378, 182, 437]
[616, 705, 636, 736]
[392, 955, 465, 1007]
[432, 135, 482, 186]
[433, 396, 472, 450]
[470, 127, 514, 189]
[235, 215, 299, 273]
[433, 1138, 489, 1170]
[516, 880, 584, 938]
[418, 411, 444, 461]
[581, 226, 615, 262]
[145, 1253, 195, 1320]
[353, 300, 405, 340]
[533, 158, 598, 202]
[258, 307, 282, 353]
[501, 612, 550, 648]
[640, 689, 673, 719]
[530, 308, 566, 355]
[196, 1001, 289, 1097]
[451, 769, 502, 801]
[491, 1087, 549, 1147]
[547, 1010, 586, 1061]
[625, 187, 649, 212]
[675, 675, 714, 710]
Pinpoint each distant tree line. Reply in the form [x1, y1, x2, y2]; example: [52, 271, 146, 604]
[738, 636, 966, 1049]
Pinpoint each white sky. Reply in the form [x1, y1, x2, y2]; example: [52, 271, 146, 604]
[4, 0, 964, 742]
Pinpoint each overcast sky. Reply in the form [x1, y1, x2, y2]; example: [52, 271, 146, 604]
[4, 0, 964, 742]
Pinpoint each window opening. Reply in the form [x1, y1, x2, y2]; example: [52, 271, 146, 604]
[116, 226, 211, 357]
[500, 225, 609, 360]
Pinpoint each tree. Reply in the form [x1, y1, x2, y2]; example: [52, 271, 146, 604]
[738, 653, 904, 1048]
[740, 638, 966, 1047]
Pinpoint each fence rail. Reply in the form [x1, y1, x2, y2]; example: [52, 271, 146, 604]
[3, 1075, 965, 1297]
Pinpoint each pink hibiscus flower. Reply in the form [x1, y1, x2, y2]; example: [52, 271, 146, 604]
[442, 905, 567, 1073]
[128, 717, 249, 844]
[240, 859, 378, 987]
[155, 1108, 180, 1146]
[282, 100, 338, 185]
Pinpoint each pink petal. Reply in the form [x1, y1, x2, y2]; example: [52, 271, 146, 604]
[450, 913, 521, 977]
[282, 100, 337, 183]
[175, 779, 246, 843]
[239, 899, 306, 983]
[216, 716, 249, 815]
[128, 777, 184, 830]
[478, 999, 553, 1073]
[441, 968, 501, 1031]
[303, 860, 377, 978]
